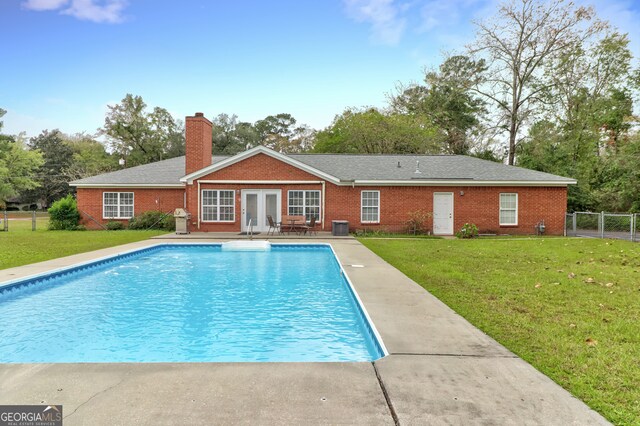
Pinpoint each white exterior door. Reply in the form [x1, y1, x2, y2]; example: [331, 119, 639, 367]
[241, 190, 281, 232]
[433, 192, 454, 235]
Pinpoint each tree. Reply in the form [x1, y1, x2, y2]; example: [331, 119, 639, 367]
[0, 108, 6, 132]
[64, 133, 118, 180]
[469, 0, 606, 165]
[545, 33, 635, 155]
[26, 130, 74, 207]
[517, 32, 638, 211]
[212, 113, 314, 154]
[150, 107, 185, 158]
[391, 55, 487, 155]
[211, 114, 260, 155]
[101, 94, 185, 166]
[314, 108, 440, 154]
[0, 134, 44, 208]
[255, 113, 305, 152]
[596, 134, 640, 212]
[289, 124, 316, 153]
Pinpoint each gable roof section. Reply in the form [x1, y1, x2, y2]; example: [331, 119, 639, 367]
[70, 146, 577, 188]
[180, 146, 341, 184]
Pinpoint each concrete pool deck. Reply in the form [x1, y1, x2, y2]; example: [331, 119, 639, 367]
[0, 238, 610, 425]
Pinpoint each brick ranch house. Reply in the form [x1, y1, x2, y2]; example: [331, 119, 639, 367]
[70, 113, 576, 235]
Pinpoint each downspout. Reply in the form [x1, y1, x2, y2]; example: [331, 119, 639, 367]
[321, 181, 326, 231]
[197, 181, 201, 230]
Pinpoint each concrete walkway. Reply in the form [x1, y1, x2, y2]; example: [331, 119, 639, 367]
[0, 238, 610, 425]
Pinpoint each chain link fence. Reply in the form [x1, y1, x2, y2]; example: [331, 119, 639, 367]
[566, 212, 638, 242]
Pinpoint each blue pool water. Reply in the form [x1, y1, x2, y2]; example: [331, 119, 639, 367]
[0, 244, 385, 363]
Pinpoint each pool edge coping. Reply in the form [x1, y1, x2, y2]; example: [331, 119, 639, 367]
[0, 240, 389, 361]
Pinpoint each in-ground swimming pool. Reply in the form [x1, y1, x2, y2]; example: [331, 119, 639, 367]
[0, 243, 386, 363]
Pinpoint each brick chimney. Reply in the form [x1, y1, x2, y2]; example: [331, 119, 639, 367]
[185, 112, 213, 175]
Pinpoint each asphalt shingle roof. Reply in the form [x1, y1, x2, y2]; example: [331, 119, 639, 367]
[70, 152, 575, 186]
[289, 154, 574, 182]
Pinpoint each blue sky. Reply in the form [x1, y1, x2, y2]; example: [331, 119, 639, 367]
[2, 0, 639, 137]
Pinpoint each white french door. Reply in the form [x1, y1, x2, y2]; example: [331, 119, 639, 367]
[241, 189, 281, 232]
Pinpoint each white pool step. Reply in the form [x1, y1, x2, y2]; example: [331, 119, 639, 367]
[221, 241, 272, 251]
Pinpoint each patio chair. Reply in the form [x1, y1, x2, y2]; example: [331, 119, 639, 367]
[266, 215, 282, 236]
[306, 216, 318, 236]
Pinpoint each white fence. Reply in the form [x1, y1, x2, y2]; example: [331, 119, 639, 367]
[565, 212, 638, 242]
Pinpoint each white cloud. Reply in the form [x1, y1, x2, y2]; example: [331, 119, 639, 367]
[22, 0, 69, 11]
[344, 0, 407, 45]
[417, 0, 496, 35]
[21, 0, 128, 23]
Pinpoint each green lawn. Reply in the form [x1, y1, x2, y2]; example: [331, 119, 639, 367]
[360, 237, 640, 426]
[0, 217, 166, 270]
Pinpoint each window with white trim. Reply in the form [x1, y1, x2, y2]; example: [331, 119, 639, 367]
[103, 192, 134, 219]
[361, 191, 380, 223]
[202, 190, 235, 222]
[499, 193, 518, 225]
[288, 190, 320, 221]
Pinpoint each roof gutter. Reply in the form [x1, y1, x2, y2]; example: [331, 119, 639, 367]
[341, 180, 576, 187]
[70, 183, 185, 188]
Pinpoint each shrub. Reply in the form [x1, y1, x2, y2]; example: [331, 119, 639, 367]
[456, 223, 479, 239]
[404, 210, 432, 235]
[48, 195, 80, 230]
[128, 210, 175, 231]
[161, 214, 176, 231]
[106, 220, 125, 230]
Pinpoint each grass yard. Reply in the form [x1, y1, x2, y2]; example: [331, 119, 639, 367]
[0, 217, 165, 270]
[360, 237, 640, 425]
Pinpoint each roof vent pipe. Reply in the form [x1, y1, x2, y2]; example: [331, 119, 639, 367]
[415, 160, 422, 174]
[397, 161, 401, 168]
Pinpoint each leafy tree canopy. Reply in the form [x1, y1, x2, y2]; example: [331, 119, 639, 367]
[391, 55, 487, 155]
[314, 108, 440, 154]
[101, 94, 185, 167]
[26, 129, 74, 207]
[64, 133, 118, 180]
[0, 133, 44, 208]
[212, 114, 260, 155]
[212, 113, 314, 155]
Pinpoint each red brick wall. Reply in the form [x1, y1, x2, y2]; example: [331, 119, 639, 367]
[323, 184, 567, 235]
[185, 113, 212, 175]
[76, 187, 184, 229]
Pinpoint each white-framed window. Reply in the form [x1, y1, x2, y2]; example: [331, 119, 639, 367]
[499, 193, 518, 225]
[103, 192, 134, 219]
[202, 189, 235, 222]
[361, 190, 380, 223]
[288, 190, 320, 221]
